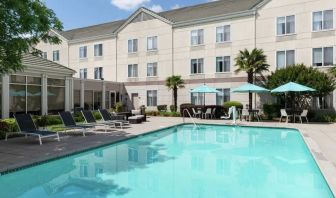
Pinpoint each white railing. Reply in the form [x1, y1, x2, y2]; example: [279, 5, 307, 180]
[182, 109, 199, 128]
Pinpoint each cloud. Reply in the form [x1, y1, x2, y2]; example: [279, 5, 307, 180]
[148, 4, 163, 12]
[171, 4, 180, 10]
[111, 0, 150, 11]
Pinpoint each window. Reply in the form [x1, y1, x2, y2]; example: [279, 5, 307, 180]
[216, 56, 230, 72]
[94, 44, 103, 56]
[79, 68, 87, 79]
[94, 67, 103, 80]
[147, 90, 157, 106]
[277, 15, 295, 35]
[313, 10, 333, 31]
[52, 50, 59, 61]
[147, 62, 158, 77]
[128, 39, 138, 53]
[79, 46, 87, 58]
[313, 94, 333, 109]
[128, 64, 138, 77]
[216, 88, 230, 105]
[276, 50, 295, 69]
[191, 58, 204, 74]
[128, 147, 138, 162]
[48, 78, 65, 114]
[191, 92, 204, 105]
[313, 47, 334, 66]
[191, 29, 204, 46]
[147, 36, 158, 51]
[42, 52, 47, 59]
[216, 25, 230, 42]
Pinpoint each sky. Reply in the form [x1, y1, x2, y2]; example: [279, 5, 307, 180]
[45, 0, 213, 30]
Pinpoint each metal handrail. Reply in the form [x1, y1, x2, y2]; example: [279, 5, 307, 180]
[182, 109, 199, 128]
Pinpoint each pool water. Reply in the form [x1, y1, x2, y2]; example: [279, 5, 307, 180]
[0, 124, 333, 198]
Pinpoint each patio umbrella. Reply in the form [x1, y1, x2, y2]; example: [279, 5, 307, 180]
[190, 84, 219, 107]
[231, 83, 269, 109]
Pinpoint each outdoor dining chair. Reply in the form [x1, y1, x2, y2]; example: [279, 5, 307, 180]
[203, 108, 212, 119]
[192, 108, 201, 118]
[279, 109, 293, 123]
[294, 109, 309, 124]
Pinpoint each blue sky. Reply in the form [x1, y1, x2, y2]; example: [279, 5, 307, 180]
[45, 0, 211, 30]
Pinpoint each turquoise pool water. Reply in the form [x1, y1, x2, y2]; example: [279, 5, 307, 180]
[0, 124, 333, 198]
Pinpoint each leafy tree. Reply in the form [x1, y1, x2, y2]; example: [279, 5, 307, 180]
[234, 48, 270, 110]
[330, 66, 336, 78]
[0, 0, 63, 74]
[166, 75, 185, 112]
[266, 64, 336, 108]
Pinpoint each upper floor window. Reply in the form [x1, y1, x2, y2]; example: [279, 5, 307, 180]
[79, 46, 87, 58]
[42, 52, 47, 59]
[94, 44, 103, 57]
[191, 58, 204, 74]
[216, 56, 230, 72]
[147, 36, 158, 51]
[313, 10, 333, 31]
[276, 50, 295, 69]
[277, 15, 295, 35]
[94, 67, 103, 80]
[313, 47, 334, 66]
[147, 62, 158, 77]
[191, 29, 204, 46]
[216, 25, 230, 42]
[147, 90, 157, 106]
[128, 64, 138, 77]
[80, 68, 87, 79]
[128, 39, 138, 53]
[52, 50, 59, 61]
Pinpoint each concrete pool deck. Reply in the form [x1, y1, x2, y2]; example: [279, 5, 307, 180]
[0, 117, 335, 195]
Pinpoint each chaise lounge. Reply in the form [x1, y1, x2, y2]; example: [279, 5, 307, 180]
[81, 110, 117, 132]
[59, 111, 96, 136]
[99, 109, 130, 129]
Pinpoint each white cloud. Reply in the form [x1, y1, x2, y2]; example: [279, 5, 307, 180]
[111, 0, 150, 11]
[171, 4, 180, 10]
[148, 4, 163, 12]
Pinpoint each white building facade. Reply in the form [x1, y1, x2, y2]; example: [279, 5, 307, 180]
[36, 0, 336, 111]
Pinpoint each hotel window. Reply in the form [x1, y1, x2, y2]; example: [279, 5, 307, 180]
[42, 52, 47, 59]
[147, 36, 158, 51]
[48, 78, 65, 114]
[191, 58, 204, 74]
[128, 39, 138, 53]
[147, 62, 158, 77]
[79, 46, 87, 58]
[191, 29, 204, 46]
[276, 50, 295, 69]
[147, 90, 157, 106]
[79, 68, 87, 79]
[216, 56, 230, 72]
[313, 10, 333, 31]
[94, 67, 103, 80]
[191, 92, 204, 105]
[52, 50, 59, 61]
[216, 25, 230, 42]
[216, 88, 230, 105]
[313, 47, 334, 66]
[277, 15, 295, 35]
[128, 64, 138, 77]
[94, 44, 103, 56]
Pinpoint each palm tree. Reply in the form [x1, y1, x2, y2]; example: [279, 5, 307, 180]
[235, 48, 270, 110]
[166, 75, 185, 112]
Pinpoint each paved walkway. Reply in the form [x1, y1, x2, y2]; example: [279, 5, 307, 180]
[0, 117, 335, 194]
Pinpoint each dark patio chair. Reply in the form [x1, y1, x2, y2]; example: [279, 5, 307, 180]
[59, 111, 96, 136]
[5, 114, 60, 145]
[99, 109, 130, 129]
[81, 110, 116, 132]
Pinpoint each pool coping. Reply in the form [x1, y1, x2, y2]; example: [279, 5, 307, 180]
[0, 122, 335, 197]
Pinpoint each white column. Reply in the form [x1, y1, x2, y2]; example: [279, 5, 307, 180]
[102, 82, 106, 109]
[65, 77, 70, 111]
[41, 74, 48, 115]
[80, 80, 85, 108]
[2, 75, 10, 118]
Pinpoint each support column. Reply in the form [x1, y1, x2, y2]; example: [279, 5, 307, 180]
[80, 80, 85, 108]
[41, 74, 48, 115]
[2, 75, 10, 118]
[102, 82, 106, 109]
[65, 77, 70, 111]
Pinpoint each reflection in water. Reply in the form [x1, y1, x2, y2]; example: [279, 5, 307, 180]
[0, 125, 333, 198]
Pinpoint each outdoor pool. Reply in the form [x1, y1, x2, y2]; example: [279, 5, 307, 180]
[0, 124, 333, 198]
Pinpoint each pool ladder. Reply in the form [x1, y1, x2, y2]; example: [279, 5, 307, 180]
[182, 109, 200, 129]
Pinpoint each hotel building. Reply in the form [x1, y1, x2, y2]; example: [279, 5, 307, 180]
[35, 0, 336, 112]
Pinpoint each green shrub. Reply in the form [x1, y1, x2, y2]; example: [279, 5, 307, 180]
[46, 115, 62, 125]
[311, 113, 336, 122]
[92, 111, 102, 120]
[0, 119, 18, 139]
[146, 111, 181, 117]
[157, 105, 167, 112]
[223, 101, 243, 109]
[35, 115, 48, 127]
[114, 102, 123, 113]
[170, 105, 177, 112]
[263, 103, 281, 120]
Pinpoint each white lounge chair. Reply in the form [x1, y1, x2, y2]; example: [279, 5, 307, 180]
[295, 109, 309, 124]
[203, 108, 212, 119]
[279, 109, 293, 123]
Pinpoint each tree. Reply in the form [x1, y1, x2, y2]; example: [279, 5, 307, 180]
[0, 0, 63, 74]
[166, 75, 185, 112]
[234, 48, 270, 110]
[330, 66, 336, 78]
[266, 64, 336, 108]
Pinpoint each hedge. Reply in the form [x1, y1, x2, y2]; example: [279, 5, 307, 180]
[223, 101, 243, 109]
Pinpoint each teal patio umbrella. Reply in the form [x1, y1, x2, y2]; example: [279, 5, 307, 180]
[190, 84, 219, 106]
[231, 83, 269, 109]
